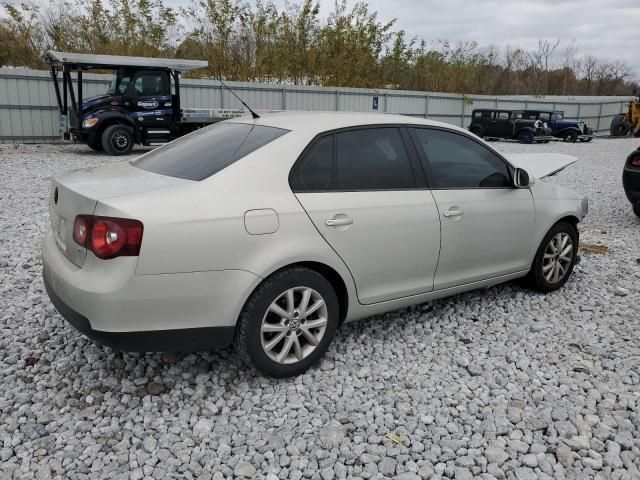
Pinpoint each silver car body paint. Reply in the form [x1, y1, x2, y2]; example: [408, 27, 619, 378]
[43, 112, 586, 335]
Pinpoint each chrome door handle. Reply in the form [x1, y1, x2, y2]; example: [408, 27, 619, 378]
[325, 217, 353, 227]
[443, 209, 463, 218]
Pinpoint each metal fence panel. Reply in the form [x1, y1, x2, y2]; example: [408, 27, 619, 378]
[0, 67, 632, 143]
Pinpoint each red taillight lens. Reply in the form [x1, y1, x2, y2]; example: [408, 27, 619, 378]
[72, 215, 143, 259]
[630, 154, 640, 167]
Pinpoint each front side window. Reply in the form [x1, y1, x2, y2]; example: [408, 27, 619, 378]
[551, 112, 564, 120]
[497, 112, 510, 120]
[133, 122, 289, 181]
[134, 73, 169, 96]
[538, 112, 551, 121]
[411, 128, 511, 189]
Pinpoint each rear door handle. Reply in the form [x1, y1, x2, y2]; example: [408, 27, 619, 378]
[325, 216, 353, 227]
[443, 208, 463, 218]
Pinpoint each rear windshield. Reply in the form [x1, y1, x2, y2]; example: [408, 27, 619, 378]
[132, 122, 289, 181]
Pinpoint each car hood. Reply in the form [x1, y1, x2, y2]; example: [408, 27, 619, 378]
[503, 153, 577, 178]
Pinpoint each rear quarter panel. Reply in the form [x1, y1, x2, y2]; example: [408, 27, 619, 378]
[96, 130, 358, 307]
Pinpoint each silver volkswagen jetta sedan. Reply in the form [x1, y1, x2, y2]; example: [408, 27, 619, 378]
[43, 112, 588, 377]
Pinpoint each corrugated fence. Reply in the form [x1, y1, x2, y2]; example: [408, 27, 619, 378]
[0, 67, 632, 143]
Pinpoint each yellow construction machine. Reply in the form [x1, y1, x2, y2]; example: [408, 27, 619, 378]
[611, 94, 640, 137]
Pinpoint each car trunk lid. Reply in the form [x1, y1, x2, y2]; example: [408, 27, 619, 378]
[49, 160, 192, 267]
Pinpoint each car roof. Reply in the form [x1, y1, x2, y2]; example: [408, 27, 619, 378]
[226, 111, 471, 136]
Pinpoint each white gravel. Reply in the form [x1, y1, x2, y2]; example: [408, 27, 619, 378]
[1, 138, 639, 480]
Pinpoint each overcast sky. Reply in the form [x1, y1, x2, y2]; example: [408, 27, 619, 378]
[162, 0, 639, 78]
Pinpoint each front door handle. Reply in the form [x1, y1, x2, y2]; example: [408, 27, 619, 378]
[325, 216, 353, 227]
[443, 208, 464, 218]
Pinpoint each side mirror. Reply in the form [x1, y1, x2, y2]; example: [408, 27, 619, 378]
[514, 168, 534, 188]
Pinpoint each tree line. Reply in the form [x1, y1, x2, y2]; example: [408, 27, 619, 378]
[0, 0, 636, 96]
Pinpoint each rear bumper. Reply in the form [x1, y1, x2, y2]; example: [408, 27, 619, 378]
[44, 270, 234, 352]
[42, 231, 260, 351]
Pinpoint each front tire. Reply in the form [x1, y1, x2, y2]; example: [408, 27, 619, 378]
[527, 222, 578, 293]
[234, 267, 339, 378]
[518, 130, 534, 144]
[562, 131, 578, 143]
[101, 124, 134, 156]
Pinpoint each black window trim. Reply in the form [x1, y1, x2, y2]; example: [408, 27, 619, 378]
[407, 125, 516, 191]
[289, 124, 428, 193]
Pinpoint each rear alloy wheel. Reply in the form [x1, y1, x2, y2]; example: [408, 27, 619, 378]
[518, 130, 534, 144]
[563, 131, 578, 143]
[234, 267, 339, 377]
[101, 124, 134, 156]
[527, 222, 578, 293]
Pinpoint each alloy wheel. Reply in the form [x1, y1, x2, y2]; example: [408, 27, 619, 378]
[542, 232, 573, 284]
[260, 286, 328, 364]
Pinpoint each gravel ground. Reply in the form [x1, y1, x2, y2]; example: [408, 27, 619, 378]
[1, 138, 639, 480]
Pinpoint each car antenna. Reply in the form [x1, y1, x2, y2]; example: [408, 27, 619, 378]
[218, 77, 260, 119]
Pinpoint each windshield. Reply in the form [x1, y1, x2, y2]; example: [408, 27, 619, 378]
[133, 122, 290, 181]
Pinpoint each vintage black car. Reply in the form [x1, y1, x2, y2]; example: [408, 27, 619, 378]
[469, 109, 553, 144]
[522, 110, 593, 142]
[623, 147, 640, 217]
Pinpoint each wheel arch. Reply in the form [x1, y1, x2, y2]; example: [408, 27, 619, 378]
[94, 115, 138, 143]
[516, 127, 535, 136]
[242, 261, 350, 325]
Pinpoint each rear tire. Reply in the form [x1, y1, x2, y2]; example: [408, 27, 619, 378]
[579, 137, 593, 142]
[633, 203, 640, 218]
[234, 267, 339, 378]
[518, 130, 534, 144]
[527, 222, 578, 293]
[610, 114, 625, 136]
[101, 124, 134, 156]
[562, 131, 578, 143]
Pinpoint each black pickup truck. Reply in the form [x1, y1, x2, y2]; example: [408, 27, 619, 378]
[469, 109, 553, 144]
[45, 51, 244, 155]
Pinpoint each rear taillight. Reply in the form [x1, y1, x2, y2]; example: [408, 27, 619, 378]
[73, 215, 143, 259]
[629, 154, 640, 168]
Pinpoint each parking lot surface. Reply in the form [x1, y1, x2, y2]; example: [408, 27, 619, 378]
[1, 138, 639, 480]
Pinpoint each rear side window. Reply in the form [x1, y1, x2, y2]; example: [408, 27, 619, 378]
[335, 128, 415, 190]
[290, 136, 333, 191]
[133, 122, 289, 181]
[411, 128, 511, 189]
[290, 127, 417, 192]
